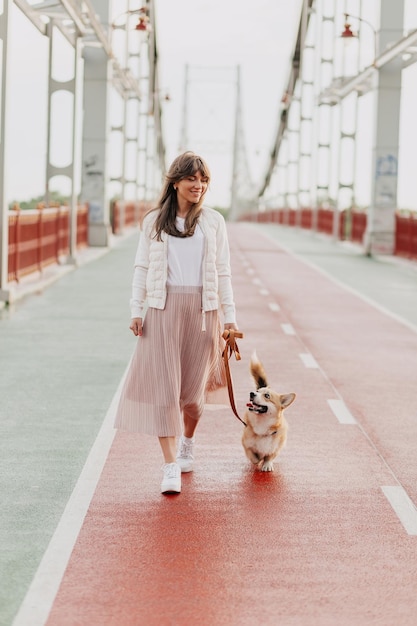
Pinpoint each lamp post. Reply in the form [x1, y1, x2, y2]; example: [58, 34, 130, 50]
[340, 4, 404, 256]
[340, 13, 378, 67]
[112, 7, 152, 33]
[337, 13, 378, 243]
[110, 5, 154, 209]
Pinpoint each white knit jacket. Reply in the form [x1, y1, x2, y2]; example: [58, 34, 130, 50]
[130, 206, 237, 324]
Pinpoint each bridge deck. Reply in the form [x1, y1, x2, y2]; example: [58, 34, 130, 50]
[2, 223, 417, 626]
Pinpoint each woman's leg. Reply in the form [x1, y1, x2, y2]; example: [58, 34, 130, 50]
[177, 407, 200, 472]
[159, 436, 181, 494]
[158, 436, 177, 463]
[183, 411, 199, 439]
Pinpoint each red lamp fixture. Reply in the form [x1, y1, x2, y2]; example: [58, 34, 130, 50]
[339, 12, 377, 66]
[134, 7, 151, 32]
[340, 19, 356, 40]
[112, 6, 152, 32]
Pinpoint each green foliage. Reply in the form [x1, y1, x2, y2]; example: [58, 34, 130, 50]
[9, 192, 69, 210]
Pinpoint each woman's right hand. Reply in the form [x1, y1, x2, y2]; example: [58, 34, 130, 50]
[130, 317, 143, 337]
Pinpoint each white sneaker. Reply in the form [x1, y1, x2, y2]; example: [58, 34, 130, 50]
[161, 462, 181, 494]
[176, 436, 194, 473]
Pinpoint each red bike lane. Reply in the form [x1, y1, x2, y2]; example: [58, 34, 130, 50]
[43, 224, 417, 625]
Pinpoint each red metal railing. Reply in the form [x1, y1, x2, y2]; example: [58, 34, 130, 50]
[111, 200, 151, 234]
[300, 208, 313, 229]
[239, 207, 417, 260]
[395, 212, 417, 260]
[77, 205, 88, 248]
[348, 211, 367, 243]
[316, 208, 334, 235]
[244, 207, 348, 239]
[7, 204, 88, 282]
[7, 204, 416, 285]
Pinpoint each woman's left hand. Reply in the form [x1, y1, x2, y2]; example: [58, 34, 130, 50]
[224, 323, 239, 332]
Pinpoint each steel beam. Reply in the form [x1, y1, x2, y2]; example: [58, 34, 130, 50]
[0, 0, 13, 298]
[318, 28, 417, 104]
[15, 0, 143, 99]
[364, 0, 404, 255]
[259, 0, 314, 198]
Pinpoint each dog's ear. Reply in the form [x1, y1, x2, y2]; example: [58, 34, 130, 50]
[280, 393, 296, 408]
[255, 373, 268, 390]
[250, 352, 268, 389]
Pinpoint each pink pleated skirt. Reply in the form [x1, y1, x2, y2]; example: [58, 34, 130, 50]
[114, 286, 227, 436]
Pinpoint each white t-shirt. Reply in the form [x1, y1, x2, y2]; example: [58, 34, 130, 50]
[167, 217, 205, 286]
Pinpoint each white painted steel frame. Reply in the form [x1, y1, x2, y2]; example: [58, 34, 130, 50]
[45, 20, 81, 260]
[0, 0, 13, 295]
[260, 0, 411, 256]
[0, 0, 165, 296]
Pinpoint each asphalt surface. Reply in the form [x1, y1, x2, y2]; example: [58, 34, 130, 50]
[1, 222, 417, 626]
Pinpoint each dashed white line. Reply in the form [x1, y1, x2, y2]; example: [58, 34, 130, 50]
[259, 288, 270, 296]
[268, 302, 280, 312]
[246, 268, 255, 275]
[252, 277, 262, 286]
[327, 399, 357, 424]
[252, 223, 417, 336]
[381, 486, 417, 536]
[281, 323, 295, 335]
[299, 353, 318, 368]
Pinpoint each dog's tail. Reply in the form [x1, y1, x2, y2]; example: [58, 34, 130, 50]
[250, 352, 268, 389]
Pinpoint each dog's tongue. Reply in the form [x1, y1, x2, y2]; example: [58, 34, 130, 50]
[246, 402, 253, 408]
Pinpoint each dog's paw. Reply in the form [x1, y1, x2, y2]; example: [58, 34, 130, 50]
[261, 461, 274, 472]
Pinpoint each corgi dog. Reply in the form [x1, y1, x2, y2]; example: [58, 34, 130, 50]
[242, 354, 296, 472]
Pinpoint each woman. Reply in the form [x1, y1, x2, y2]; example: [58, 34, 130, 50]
[114, 151, 238, 495]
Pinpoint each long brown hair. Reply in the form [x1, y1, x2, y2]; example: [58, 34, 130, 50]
[151, 151, 211, 240]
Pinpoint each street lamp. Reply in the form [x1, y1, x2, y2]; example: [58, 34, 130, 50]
[340, 13, 377, 66]
[112, 7, 152, 33]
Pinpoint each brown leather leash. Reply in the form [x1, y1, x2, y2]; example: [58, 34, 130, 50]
[221, 329, 247, 427]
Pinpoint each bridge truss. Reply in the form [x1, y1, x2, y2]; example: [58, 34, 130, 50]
[259, 0, 417, 255]
[0, 0, 166, 297]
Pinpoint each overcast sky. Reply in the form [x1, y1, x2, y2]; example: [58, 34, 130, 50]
[154, 0, 304, 206]
[4, 0, 417, 211]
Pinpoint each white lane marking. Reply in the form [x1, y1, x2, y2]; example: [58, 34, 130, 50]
[268, 302, 280, 312]
[281, 323, 295, 335]
[246, 267, 255, 275]
[327, 399, 357, 424]
[259, 288, 270, 296]
[12, 366, 130, 626]
[299, 353, 318, 368]
[251, 224, 417, 336]
[252, 277, 262, 286]
[381, 486, 417, 536]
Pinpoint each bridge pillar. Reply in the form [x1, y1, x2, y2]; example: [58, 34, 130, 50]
[80, 0, 112, 247]
[0, 0, 12, 297]
[365, 0, 404, 255]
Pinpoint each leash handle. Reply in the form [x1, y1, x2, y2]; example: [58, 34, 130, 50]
[221, 329, 247, 426]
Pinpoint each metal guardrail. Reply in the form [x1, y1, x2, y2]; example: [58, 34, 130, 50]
[7, 205, 88, 282]
[110, 200, 152, 234]
[240, 209, 417, 260]
[395, 213, 417, 260]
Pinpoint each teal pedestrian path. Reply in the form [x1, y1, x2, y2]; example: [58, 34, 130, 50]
[0, 235, 137, 626]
